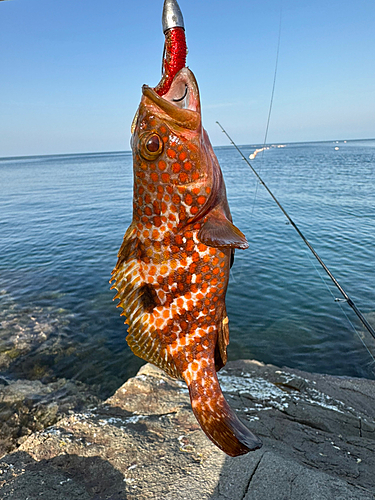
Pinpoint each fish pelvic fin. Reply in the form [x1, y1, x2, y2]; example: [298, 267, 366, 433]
[184, 364, 262, 457]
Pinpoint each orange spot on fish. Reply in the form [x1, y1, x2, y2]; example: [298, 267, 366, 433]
[186, 240, 195, 252]
[167, 149, 176, 159]
[153, 216, 162, 227]
[179, 151, 187, 161]
[150, 172, 159, 182]
[191, 361, 199, 371]
[184, 162, 192, 171]
[161, 172, 170, 183]
[179, 172, 188, 183]
[155, 318, 164, 328]
[160, 265, 169, 275]
[185, 193, 193, 205]
[197, 196, 206, 205]
[158, 160, 167, 171]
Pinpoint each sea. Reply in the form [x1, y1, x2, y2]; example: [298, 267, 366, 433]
[1, 139, 374, 399]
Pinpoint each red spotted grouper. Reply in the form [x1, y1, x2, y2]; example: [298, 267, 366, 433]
[111, 0, 262, 457]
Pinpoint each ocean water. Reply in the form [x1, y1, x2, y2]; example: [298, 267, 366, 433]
[1, 140, 374, 398]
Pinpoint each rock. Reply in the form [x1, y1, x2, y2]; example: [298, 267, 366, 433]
[0, 377, 100, 457]
[0, 360, 374, 499]
[0, 291, 72, 372]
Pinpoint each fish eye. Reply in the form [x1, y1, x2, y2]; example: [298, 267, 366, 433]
[139, 132, 164, 160]
[146, 134, 162, 153]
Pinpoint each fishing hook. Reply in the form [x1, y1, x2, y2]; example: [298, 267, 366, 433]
[172, 84, 188, 102]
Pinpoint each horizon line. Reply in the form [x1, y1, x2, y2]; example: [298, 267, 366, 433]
[1, 137, 375, 161]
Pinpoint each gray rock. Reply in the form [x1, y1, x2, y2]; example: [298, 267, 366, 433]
[0, 377, 100, 457]
[0, 360, 374, 500]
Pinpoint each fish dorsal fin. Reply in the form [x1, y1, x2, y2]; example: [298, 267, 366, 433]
[111, 227, 180, 380]
[198, 207, 249, 249]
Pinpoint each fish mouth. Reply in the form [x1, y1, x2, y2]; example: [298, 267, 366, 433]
[142, 67, 201, 131]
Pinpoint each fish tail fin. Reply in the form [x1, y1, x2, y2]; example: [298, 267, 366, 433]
[185, 366, 262, 457]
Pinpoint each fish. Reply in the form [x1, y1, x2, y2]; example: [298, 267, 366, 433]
[110, 65, 263, 456]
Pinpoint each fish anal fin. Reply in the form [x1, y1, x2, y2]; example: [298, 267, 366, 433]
[198, 207, 248, 249]
[215, 309, 230, 372]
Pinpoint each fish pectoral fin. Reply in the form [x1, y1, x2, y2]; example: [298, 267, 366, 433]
[198, 207, 249, 249]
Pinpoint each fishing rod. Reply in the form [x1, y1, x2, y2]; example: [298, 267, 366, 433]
[216, 121, 375, 342]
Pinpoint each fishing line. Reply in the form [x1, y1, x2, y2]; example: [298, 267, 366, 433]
[299, 234, 375, 366]
[251, 2, 283, 215]
[263, 3, 282, 149]
[216, 121, 375, 344]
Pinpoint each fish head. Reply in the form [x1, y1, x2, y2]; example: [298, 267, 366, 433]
[130, 67, 231, 228]
[131, 67, 202, 167]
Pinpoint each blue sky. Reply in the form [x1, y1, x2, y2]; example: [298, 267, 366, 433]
[1, 0, 374, 156]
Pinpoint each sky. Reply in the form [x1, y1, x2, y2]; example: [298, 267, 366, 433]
[1, 0, 374, 157]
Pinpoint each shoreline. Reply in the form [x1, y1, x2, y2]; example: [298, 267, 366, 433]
[1, 359, 374, 499]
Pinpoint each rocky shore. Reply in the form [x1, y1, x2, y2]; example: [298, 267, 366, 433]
[0, 359, 374, 499]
